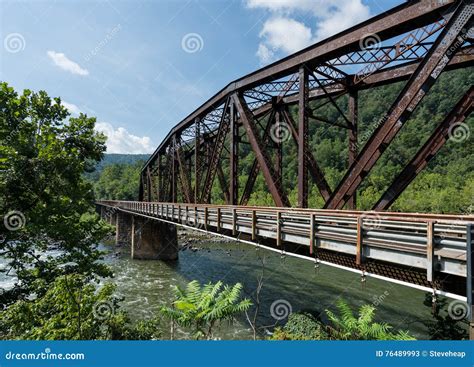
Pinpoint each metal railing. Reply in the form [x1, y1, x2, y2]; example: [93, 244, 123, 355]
[98, 200, 474, 281]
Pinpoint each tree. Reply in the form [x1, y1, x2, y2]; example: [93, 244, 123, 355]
[325, 299, 414, 340]
[0, 274, 161, 340]
[160, 280, 252, 340]
[0, 82, 111, 303]
[93, 161, 143, 200]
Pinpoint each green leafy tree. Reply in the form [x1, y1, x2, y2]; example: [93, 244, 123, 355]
[0, 274, 161, 340]
[160, 280, 252, 340]
[0, 82, 111, 302]
[93, 161, 143, 200]
[325, 299, 414, 340]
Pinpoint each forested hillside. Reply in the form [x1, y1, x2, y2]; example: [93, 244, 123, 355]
[86, 153, 149, 180]
[92, 68, 473, 213]
[88, 154, 148, 200]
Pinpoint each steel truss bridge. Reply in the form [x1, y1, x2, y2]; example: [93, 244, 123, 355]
[98, 0, 474, 337]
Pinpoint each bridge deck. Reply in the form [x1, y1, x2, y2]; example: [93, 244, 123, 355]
[98, 201, 473, 295]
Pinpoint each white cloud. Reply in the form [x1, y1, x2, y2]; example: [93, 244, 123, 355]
[47, 51, 89, 76]
[256, 44, 274, 64]
[259, 17, 313, 56]
[247, 0, 319, 13]
[61, 101, 81, 115]
[313, 1, 371, 41]
[247, 0, 371, 64]
[95, 122, 154, 154]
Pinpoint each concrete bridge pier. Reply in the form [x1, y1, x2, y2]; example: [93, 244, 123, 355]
[115, 211, 132, 246]
[109, 211, 117, 226]
[131, 215, 178, 260]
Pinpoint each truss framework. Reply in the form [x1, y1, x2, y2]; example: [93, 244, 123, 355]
[140, 0, 473, 214]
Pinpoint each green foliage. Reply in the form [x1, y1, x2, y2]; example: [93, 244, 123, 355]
[93, 161, 143, 200]
[0, 82, 112, 301]
[270, 301, 414, 341]
[85, 153, 149, 181]
[0, 275, 162, 340]
[270, 312, 328, 340]
[160, 280, 252, 339]
[325, 299, 414, 340]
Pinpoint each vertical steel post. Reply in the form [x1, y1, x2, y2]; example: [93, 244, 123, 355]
[309, 214, 315, 255]
[172, 137, 177, 203]
[146, 166, 152, 202]
[356, 216, 363, 265]
[232, 208, 237, 235]
[298, 66, 309, 208]
[157, 154, 162, 202]
[230, 101, 239, 205]
[276, 211, 282, 247]
[274, 109, 282, 181]
[426, 221, 435, 282]
[348, 90, 358, 210]
[466, 224, 473, 340]
[252, 210, 257, 240]
[194, 118, 200, 203]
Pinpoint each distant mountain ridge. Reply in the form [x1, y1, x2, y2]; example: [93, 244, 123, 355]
[87, 153, 150, 180]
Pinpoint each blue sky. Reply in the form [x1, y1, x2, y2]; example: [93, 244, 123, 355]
[1, 0, 403, 154]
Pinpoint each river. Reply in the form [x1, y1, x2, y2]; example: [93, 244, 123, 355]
[101, 229, 468, 340]
[0, 229, 467, 340]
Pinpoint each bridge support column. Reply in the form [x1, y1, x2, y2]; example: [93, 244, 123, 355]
[131, 215, 178, 260]
[115, 211, 132, 246]
[110, 211, 117, 226]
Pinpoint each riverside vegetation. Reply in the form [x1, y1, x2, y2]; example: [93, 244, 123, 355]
[1, 67, 471, 340]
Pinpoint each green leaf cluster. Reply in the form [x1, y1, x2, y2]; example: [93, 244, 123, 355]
[0, 274, 162, 340]
[160, 280, 252, 339]
[0, 82, 111, 301]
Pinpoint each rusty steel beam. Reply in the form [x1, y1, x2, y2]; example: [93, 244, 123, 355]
[347, 90, 358, 210]
[233, 93, 290, 207]
[298, 66, 309, 208]
[200, 98, 231, 203]
[325, 3, 473, 209]
[229, 101, 239, 205]
[250, 47, 473, 118]
[146, 166, 152, 202]
[156, 155, 161, 202]
[281, 108, 332, 202]
[353, 19, 447, 85]
[374, 86, 474, 211]
[143, 0, 455, 169]
[171, 138, 177, 203]
[311, 69, 351, 128]
[239, 107, 277, 206]
[176, 140, 193, 203]
[274, 109, 283, 180]
[217, 162, 230, 204]
[194, 118, 201, 203]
